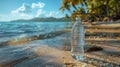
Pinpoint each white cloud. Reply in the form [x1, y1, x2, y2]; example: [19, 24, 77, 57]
[46, 11, 58, 17]
[12, 3, 31, 14]
[11, 2, 45, 18]
[11, 3, 34, 20]
[35, 10, 63, 18]
[36, 9, 42, 17]
[9, 1, 63, 21]
[32, 2, 45, 9]
[35, 9, 48, 17]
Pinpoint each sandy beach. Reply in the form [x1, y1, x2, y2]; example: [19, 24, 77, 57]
[0, 24, 120, 67]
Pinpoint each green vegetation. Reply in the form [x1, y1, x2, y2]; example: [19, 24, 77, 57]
[60, 0, 120, 21]
[11, 17, 71, 22]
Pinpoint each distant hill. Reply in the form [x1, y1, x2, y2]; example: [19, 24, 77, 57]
[11, 17, 71, 22]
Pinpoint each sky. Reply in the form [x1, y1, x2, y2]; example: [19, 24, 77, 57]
[0, 0, 68, 21]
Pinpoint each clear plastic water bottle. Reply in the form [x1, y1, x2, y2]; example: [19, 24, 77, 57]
[71, 16, 85, 61]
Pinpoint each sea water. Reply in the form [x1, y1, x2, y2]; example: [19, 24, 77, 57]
[0, 22, 69, 42]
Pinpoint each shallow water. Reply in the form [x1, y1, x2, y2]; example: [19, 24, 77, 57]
[0, 22, 71, 42]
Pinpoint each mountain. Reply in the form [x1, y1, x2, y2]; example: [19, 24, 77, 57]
[11, 17, 71, 22]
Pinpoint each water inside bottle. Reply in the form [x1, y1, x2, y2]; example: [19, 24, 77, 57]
[71, 17, 85, 61]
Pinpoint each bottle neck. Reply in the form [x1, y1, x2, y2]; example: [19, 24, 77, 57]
[76, 17, 82, 25]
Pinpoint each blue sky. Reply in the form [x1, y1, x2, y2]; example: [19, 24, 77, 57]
[0, 0, 68, 21]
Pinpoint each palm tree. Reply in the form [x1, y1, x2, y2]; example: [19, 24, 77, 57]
[60, 0, 71, 13]
[105, 0, 110, 16]
[109, 0, 120, 15]
[60, 0, 86, 15]
[60, 0, 103, 21]
[61, 0, 120, 21]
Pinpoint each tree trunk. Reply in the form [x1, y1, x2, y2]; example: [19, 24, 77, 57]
[106, 0, 110, 16]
